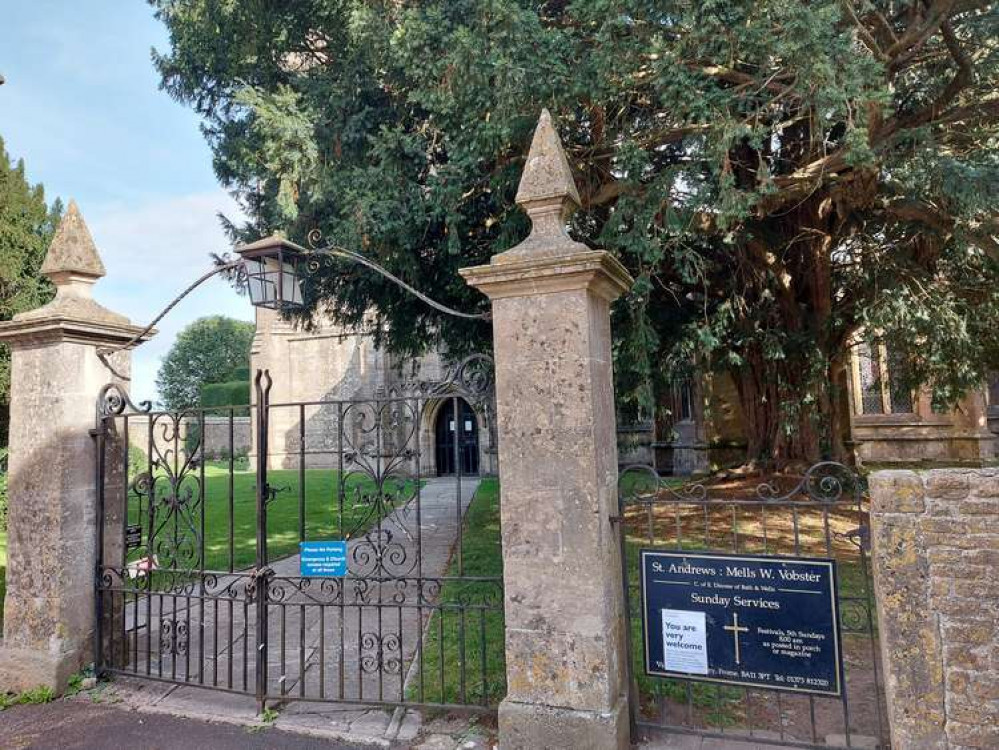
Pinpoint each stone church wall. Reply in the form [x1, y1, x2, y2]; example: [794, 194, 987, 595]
[249, 307, 495, 477]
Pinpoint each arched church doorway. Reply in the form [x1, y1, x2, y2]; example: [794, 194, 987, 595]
[434, 398, 479, 476]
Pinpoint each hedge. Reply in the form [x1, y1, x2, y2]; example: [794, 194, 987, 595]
[200, 380, 250, 410]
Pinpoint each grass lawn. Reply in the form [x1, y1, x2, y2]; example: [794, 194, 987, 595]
[129, 462, 411, 575]
[409, 477, 506, 707]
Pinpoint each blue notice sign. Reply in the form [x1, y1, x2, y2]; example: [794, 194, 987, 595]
[300, 541, 348, 577]
[641, 550, 843, 695]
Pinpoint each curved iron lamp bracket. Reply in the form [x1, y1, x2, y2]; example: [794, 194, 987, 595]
[96, 236, 490, 381]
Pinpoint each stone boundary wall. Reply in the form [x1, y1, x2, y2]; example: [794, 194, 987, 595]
[869, 469, 999, 750]
[125, 415, 252, 465]
[201, 416, 251, 460]
[617, 423, 654, 466]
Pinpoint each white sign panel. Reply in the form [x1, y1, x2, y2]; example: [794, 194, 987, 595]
[661, 608, 708, 675]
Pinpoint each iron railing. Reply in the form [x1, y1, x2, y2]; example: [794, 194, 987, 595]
[618, 462, 890, 749]
[94, 356, 504, 713]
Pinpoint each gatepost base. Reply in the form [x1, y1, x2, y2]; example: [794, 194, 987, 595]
[0, 645, 82, 694]
[498, 694, 630, 750]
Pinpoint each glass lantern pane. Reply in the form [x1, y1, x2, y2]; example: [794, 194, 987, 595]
[281, 263, 304, 306]
[245, 260, 268, 306]
[260, 258, 283, 307]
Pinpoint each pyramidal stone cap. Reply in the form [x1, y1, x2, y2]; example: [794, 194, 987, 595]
[14, 200, 129, 326]
[493, 109, 588, 262]
[460, 109, 634, 300]
[40, 199, 106, 279]
[514, 108, 581, 209]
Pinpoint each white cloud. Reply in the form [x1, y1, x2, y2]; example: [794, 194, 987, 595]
[86, 190, 255, 405]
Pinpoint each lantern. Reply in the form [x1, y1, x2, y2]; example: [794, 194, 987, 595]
[235, 234, 306, 311]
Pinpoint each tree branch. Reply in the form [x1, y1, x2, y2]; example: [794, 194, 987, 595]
[886, 0, 957, 70]
[881, 197, 954, 232]
[839, 1, 888, 59]
[886, 20, 974, 133]
[685, 61, 796, 96]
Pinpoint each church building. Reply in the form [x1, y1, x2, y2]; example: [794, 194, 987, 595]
[250, 305, 496, 476]
[631, 344, 999, 475]
[252, 303, 997, 477]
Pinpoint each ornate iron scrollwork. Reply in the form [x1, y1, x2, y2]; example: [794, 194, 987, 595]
[618, 460, 864, 505]
[160, 619, 189, 656]
[360, 632, 402, 675]
[839, 598, 873, 633]
[97, 382, 152, 419]
[129, 412, 206, 593]
[349, 528, 413, 578]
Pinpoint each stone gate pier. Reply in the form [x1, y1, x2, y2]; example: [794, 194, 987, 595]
[0, 203, 148, 692]
[463, 111, 633, 749]
[869, 469, 999, 749]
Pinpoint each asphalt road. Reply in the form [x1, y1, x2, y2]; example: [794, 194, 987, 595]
[0, 700, 375, 750]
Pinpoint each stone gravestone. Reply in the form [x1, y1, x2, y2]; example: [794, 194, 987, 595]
[0, 202, 149, 692]
[462, 111, 634, 750]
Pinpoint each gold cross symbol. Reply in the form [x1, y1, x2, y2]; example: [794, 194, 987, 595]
[723, 612, 750, 664]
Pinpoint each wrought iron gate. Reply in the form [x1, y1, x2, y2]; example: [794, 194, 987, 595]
[618, 462, 890, 749]
[94, 356, 504, 712]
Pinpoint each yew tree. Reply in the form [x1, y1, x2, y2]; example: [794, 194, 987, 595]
[151, 0, 999, 465]
[0, 136, 60, 445]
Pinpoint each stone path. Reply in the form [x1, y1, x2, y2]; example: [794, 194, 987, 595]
[107, 477, 481, 746]
[636, 734, 811, 750]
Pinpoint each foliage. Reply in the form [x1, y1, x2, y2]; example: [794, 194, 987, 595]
[0, 684, 55, 710]
[0, 137, 60, 446]
[62, 667, 97, 698]
[200, 380, 250, 409]
[151, 1, 999, 463]
[156, 315, 254, 409]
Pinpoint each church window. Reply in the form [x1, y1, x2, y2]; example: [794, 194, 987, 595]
[855, 341, 915, 415]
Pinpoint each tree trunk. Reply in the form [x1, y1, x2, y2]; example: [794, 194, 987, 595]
[730, 352, 823, 469]
[723, 209, 856, 469]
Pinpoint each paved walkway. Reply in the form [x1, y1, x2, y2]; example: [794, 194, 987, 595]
[0, 696, 872, 750]
[108, 477, 481, 746]
[0, 699, 373, 750]
[636, 734, 812, 749]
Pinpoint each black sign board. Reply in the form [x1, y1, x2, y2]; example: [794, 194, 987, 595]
[640, 550, 843, 695]
[125, 524, 142, 550]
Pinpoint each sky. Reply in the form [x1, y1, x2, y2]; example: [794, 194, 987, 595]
[0, 1, 254, 404]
